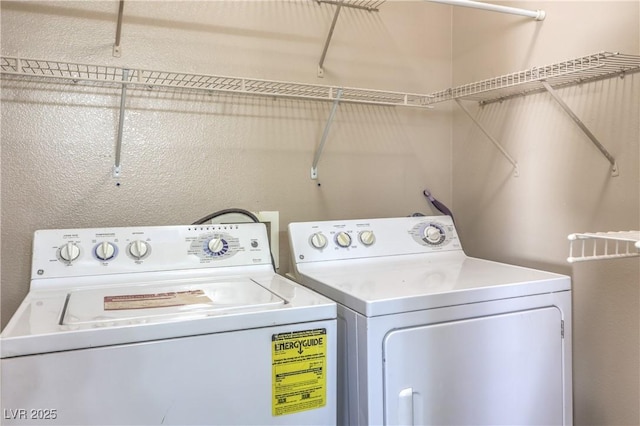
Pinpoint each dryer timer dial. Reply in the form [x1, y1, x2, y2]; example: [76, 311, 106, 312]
[423, 224, 446, 245]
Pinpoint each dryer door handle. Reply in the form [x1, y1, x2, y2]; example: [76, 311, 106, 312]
[398, 387, 414, 425]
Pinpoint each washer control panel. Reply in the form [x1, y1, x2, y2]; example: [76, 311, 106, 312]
[289, 216, 462, 263]
[32, 223, 272, 279]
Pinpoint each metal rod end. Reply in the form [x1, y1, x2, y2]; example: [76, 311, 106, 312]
[611, 162, 619, 177]
[534, 10, 546, 21]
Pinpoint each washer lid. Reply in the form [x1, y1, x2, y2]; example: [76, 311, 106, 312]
[62, 279, 285, 326]
[296, 252, 570, 317]
[1, 274, 336, 358]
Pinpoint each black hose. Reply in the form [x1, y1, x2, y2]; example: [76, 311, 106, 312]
[192, 208, 260, 225]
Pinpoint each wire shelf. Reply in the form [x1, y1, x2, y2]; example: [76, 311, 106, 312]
[5, 52, 636, 108]
[432, 52, 640, 105]
[568, 231, 640, 263]
[0, 56, 433, 108]
[315, 0, 386, 11]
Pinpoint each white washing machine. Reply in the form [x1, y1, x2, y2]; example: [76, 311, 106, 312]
[1, 223, 337, 425]
[288, 216, 572, 426]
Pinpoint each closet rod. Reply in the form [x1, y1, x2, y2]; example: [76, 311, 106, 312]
[424, 0, 545, 20]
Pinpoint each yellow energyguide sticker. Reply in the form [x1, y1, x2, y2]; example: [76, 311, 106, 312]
[272, 328, 327, 416]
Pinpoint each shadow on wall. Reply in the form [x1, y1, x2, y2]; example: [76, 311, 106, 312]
[0, 1, 319, 44]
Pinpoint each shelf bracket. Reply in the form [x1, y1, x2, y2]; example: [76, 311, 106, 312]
[311, 88, 343, 180]
[542, 81, 618, 176]
[317, 0, 344, 78]
[454, 99, 519, 177]
[113, 0, 124, 57]
[113, 68, 128, 178]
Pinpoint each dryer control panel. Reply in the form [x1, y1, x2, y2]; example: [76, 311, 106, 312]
[289, 216, 462, 263]
[31, 223, 273, 280]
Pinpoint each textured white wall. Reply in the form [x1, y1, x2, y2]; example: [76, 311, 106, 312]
[0, 1, 452, 327]
[3, 1, 639, 424]
[451, 2, 640, 425]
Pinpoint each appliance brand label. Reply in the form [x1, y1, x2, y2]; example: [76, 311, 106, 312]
[271, 328, 327, 416]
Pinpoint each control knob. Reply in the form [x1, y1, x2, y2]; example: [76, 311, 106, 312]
[207, 237, 228, 256]
[310, 232, 328, 249]
[358, 230, 376, 246]
[423, 225, 445, 245]
[335, 232, 352, 248]
[59, 242, 80, 263]
[95, 241, 116, 261]
[128, 240, 150, 260]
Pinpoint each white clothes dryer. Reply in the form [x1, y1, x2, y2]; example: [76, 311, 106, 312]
[1, 223, 336, 425]
[289, 216, 572, 426]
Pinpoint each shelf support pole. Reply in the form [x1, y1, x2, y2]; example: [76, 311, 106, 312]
[113, 68, 128, 178]
[318, 0, 344, 78]
[454, 99, 519, 176]
[311, 89, 343, 180]
[113, 0, 125, 57]
[542, 81, 618, 176]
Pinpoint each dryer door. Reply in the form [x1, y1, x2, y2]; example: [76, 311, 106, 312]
[383, 307, 564, 426]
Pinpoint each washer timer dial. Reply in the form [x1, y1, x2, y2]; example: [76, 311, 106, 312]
[189, 232, 238, 261]
[207, 237, 229, 256]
